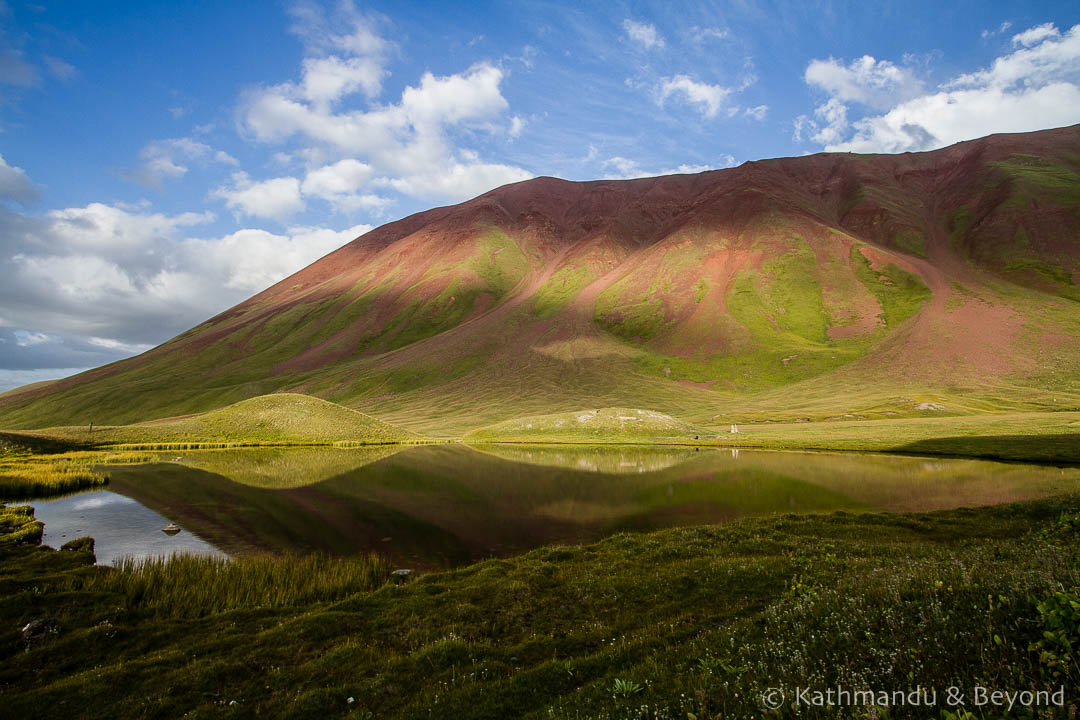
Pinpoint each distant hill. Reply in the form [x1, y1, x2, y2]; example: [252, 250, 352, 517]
[24, 394, 424, 446]
[2, 126, 1079, 435]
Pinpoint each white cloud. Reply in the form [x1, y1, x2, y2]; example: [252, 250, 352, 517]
[1012, 22, 1058, 47]
[184, 223, 371, 292]
[212, 172, 305, 222]
[378, 157, 531, 199]
[300, 158, 389, 213]
[0, 154, 39, 204]
[135, 137, 238, 186]
[87, 336, 153, 354]
[801, 23, 1080, 153]
[301, 55, 385, 105]
[982, 21, 1012, 40]
[744, 104, 768, 121]
[288, 1, 388, 59]
[242, 60, 530, 202]
[659, 75, 733, 118]
[46, 202, 213, 255]
[509, 115, 526, 137]
[805, 55, 922, 109]
[623, 19, 664, 49]
[690, 26, 728, 43]
[0, 200, 371, 353]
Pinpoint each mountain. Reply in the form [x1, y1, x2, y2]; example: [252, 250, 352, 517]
[2, 126, 1079, 435]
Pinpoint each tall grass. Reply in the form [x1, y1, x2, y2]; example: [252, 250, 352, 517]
[70, 552, 393, 617]
[0, 463, 107, 499]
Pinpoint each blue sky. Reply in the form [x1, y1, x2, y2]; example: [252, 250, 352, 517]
[1, 0, 1078, 391]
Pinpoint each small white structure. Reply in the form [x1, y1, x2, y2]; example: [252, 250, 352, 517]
[730, 424, 739, 434]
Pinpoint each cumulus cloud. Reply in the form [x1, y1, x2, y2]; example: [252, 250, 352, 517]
[659, 75, 734, 118]
[799, 23, 1080, 154]
[0, 194, 371, 373]
[1012, 22, 1058, 48]
[300, 158, 389, 213]
[805, 55, 923, 109]
[212, 172, 305, 222]
[623, 19, 664, 49]
[239, 3, 529, 203]
[0, 154, 39, 204]
[134, 137, 238, 186]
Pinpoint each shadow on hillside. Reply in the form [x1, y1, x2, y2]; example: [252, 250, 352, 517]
[896, 435, 1080, 465]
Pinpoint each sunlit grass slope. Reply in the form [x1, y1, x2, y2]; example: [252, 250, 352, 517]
[466, 407, 707, 443]
[713, 411, 1080, 464]
[30, 394, 425, 448]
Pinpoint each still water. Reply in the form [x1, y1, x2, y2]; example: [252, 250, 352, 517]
[26, 444, 1080, 568]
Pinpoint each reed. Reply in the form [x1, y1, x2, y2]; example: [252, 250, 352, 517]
[0, 463, 107, 499]
[70, 551, 393, 617]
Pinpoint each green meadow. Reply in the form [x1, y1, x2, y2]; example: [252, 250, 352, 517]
[1, 496, 1078, 718]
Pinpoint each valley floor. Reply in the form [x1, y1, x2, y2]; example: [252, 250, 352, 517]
[1, 496, 1078, 718]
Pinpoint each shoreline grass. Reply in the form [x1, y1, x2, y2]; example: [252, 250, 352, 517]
[1, 496, 1079, 717]
[68, 551, 393, 618]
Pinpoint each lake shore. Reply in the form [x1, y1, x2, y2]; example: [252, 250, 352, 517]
[2, 494, 1078, 718]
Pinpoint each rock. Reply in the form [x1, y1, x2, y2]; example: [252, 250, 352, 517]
[21, 618, 57, 643]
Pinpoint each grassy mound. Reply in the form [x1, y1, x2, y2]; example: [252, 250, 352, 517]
[466, 407, 708, 443]
[27, 394, 425, 448]
[173, 446, 404, 489]
[1, 497, 1078, 718]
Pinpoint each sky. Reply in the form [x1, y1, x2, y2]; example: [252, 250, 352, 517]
[1, 0, 1078, 392]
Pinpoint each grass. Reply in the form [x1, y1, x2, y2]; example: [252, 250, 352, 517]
[464, 407, 1080, 465]
[533, 265, 596, 319]
[69, 552, 392, 618]
[465, 407, 707, 443]
[851, 244, 932, 327]
[711, 411, 1080, 464]
[0, 504, 42, 545]
[1, 495, 1079, 717]
[22, 393, 427, 448]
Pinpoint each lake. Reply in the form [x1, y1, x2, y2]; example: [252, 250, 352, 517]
[24, 444, 1080, 567]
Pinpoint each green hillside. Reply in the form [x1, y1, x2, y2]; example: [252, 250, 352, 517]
[0, 126, 1078, 438]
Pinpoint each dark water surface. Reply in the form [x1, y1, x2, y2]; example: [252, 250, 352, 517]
[26, 444, 1080, 567]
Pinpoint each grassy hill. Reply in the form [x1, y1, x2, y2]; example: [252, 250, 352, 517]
[23, 394, 424, 448]
[0, 126, 1078, 436]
